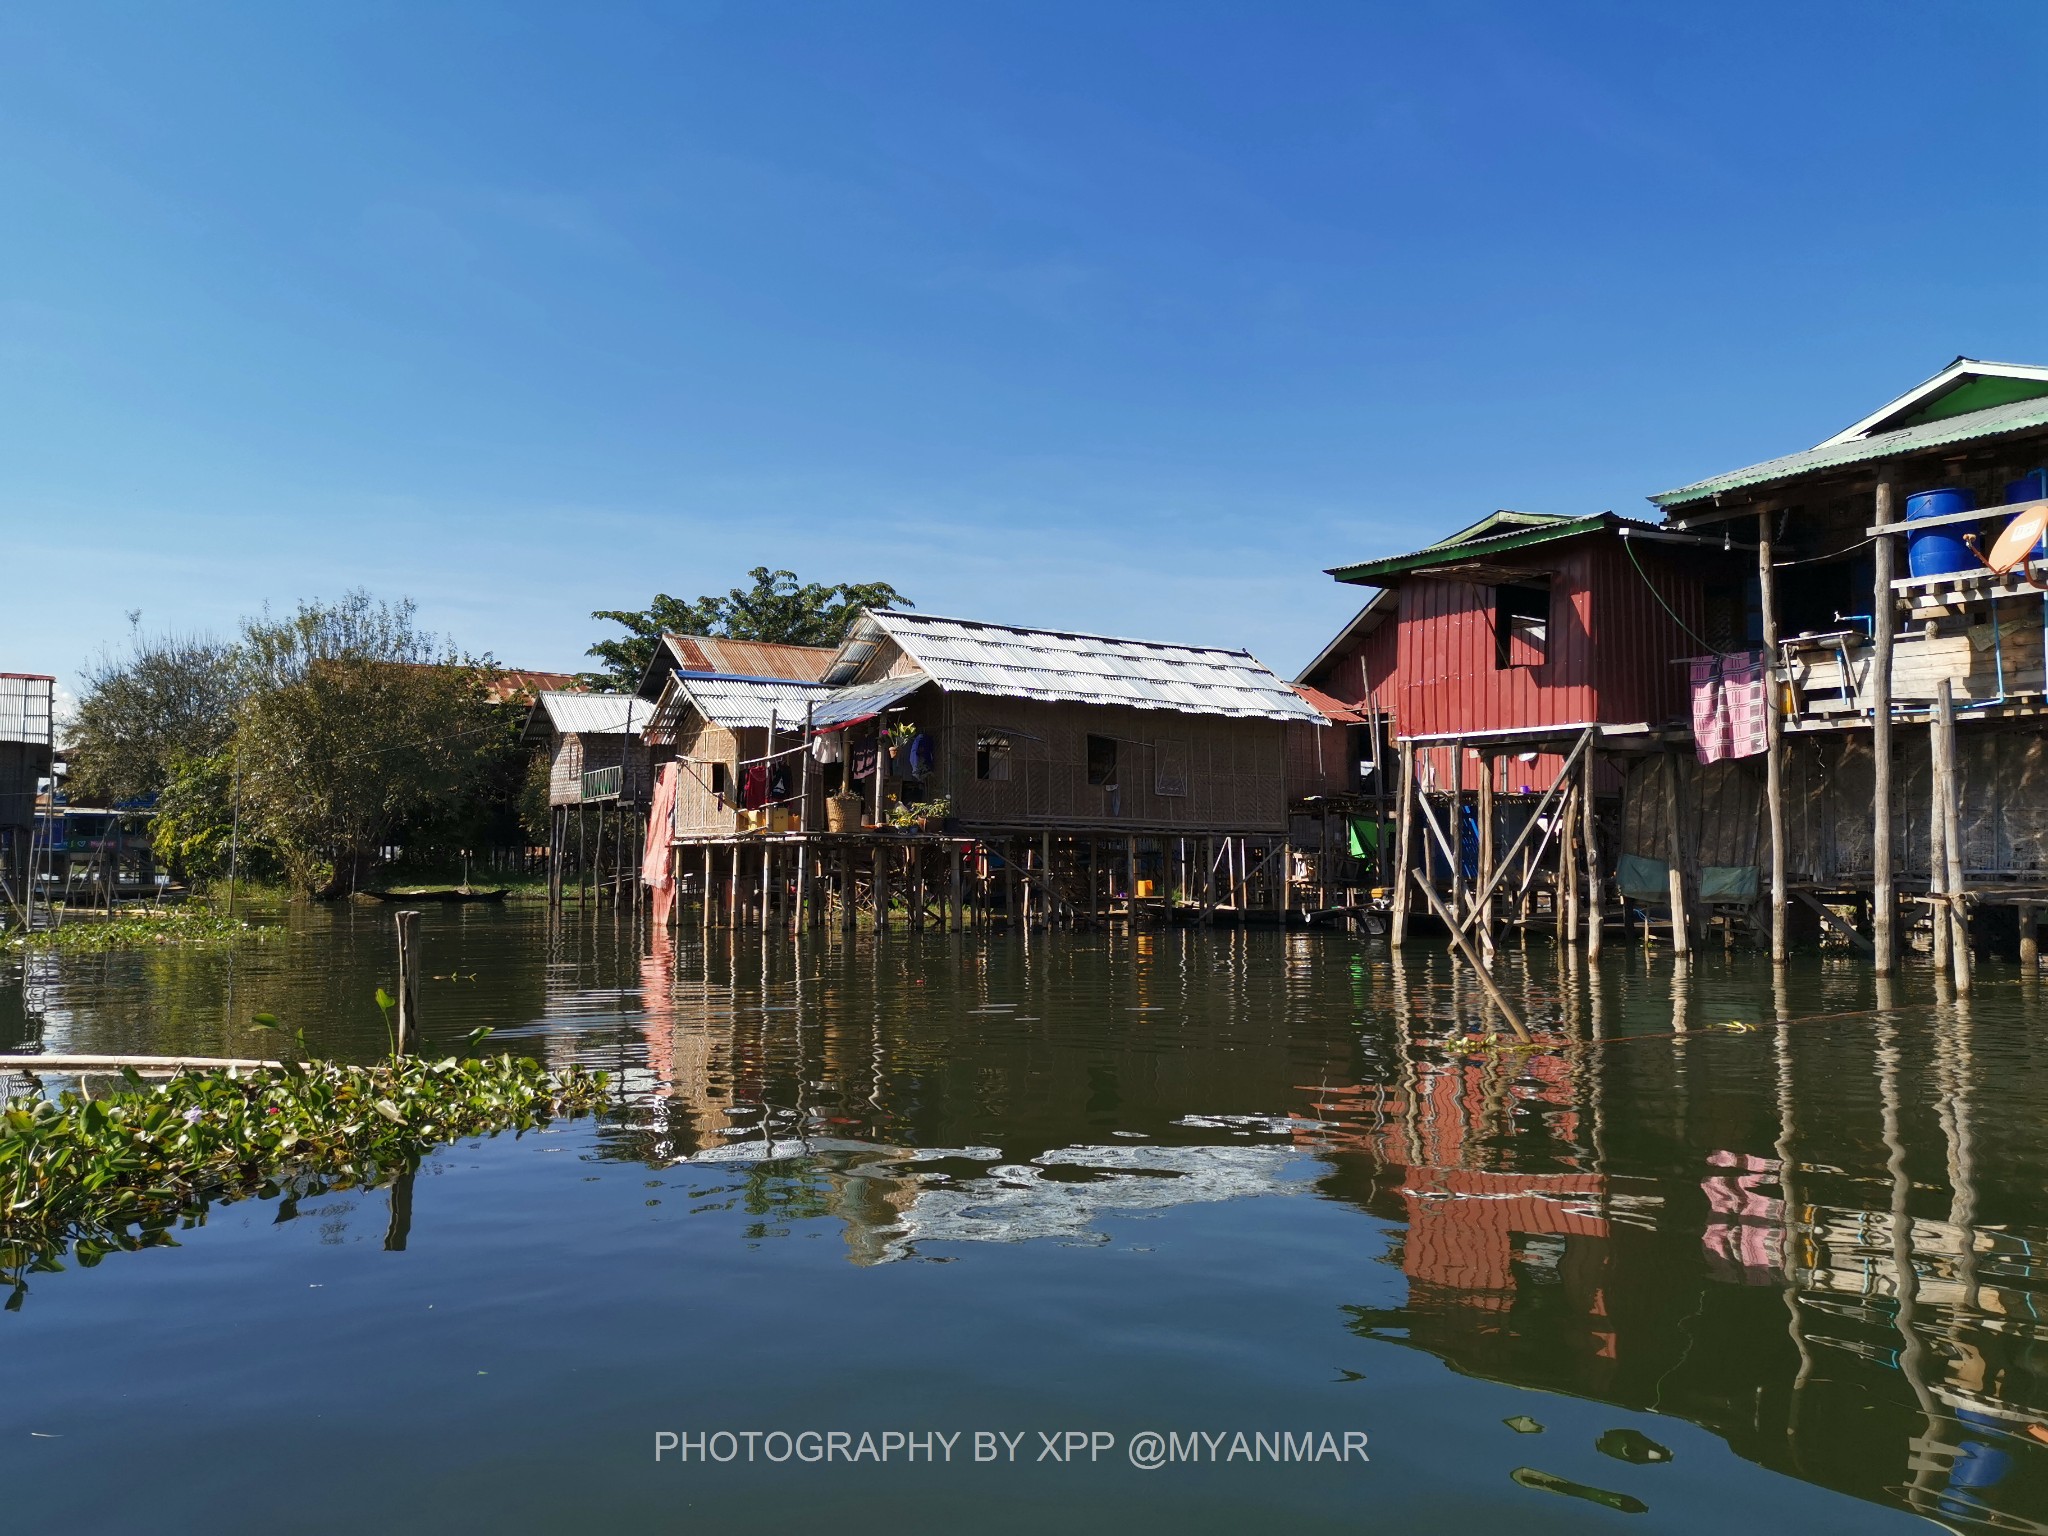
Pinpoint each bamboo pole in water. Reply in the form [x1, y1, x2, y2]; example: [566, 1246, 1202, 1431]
[1583, 746, 1603, 961]
[1872, 473, 1899, 973]
[1390, 742, 1415, 946]
[1759, 509, 1789, 965]
[1937, 679, 1971, 993]
[1407, 870, 1531, 1042]
[394, 909, 422, 1054]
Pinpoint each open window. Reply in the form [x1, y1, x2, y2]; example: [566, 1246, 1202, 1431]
[976, 732, 1012, 781]
[1086, 734, 1118, 787]
[1495, 583, 1550, 669]
[710, 762, 729, 798]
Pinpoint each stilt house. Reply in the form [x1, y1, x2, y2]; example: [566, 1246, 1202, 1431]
[1648, 356, 2048, 968]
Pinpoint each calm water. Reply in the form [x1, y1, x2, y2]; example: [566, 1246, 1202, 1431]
[4, 906, 2045, 1533]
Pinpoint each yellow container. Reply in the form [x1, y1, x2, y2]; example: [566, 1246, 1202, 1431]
[1135, 878, 1156, 898]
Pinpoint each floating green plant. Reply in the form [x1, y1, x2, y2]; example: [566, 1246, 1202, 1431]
[1511, 1467, 1648, 1515]
[1596, 1428, 1673, 1464]
[4, 907, 277, 954]
[0, 1046, 610, 1307]
[1503, 1415, 1545, 1434]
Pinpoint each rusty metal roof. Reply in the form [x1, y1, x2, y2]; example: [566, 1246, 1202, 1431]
[831, 611, 1322, 723]
[664, 636, 835, 682]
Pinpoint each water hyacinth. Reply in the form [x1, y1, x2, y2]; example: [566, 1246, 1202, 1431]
[4, 907, 277, 953]
[0, 1052, 610, 1307]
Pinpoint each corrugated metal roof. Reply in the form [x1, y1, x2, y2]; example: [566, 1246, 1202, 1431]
[808, 674, 927, 728]
[1653, 394, 2048, 509]
[536, 692, 652, 736]
[0, 675, 55, 747]
[672, 673, 826, 729]
[838, 611, 1322, 723]
[1326, 513, 1644, 585]
[665, 636, 835, 682]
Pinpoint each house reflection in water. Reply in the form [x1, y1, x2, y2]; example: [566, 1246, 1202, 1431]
[1312, 996, 2048, 1533]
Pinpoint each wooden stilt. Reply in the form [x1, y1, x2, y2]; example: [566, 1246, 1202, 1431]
[1391, 740, 1416, 947]
[1450, 742, 1468, 921]
[912, 844, 926, 931]
[1758, 509, 1789, 965]
[1937, 678, 1970, 992]
[2020, 902, 2038, 968]
[1872, 474, 1899, 973]
[1200, 835, 1216, 926]
[1582, 748, 1603, 961]
[393, 909, 422, 1054]
[1409, 870, 1531, 1042]
[1126, 834, 1139, 925]
[1560, 777, 1580, 946]
[840, 845, 857, 932]
[1476, 752, 1495, 962]
[1661, 751, 1691, 958]
[949, 843, 964, 931]
[873, 843, 890, 931]
[1931, 708, 1951, 976]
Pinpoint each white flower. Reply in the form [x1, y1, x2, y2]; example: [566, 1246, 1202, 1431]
[182, 1107, 203, 1123]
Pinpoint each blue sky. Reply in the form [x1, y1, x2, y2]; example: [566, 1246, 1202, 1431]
[7, 2, 2048, 694]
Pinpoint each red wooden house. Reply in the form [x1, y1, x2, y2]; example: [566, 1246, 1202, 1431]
[1318, 511, 1742, 792]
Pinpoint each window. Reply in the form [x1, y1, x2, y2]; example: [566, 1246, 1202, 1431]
[1495, 583, 1550, 669]
[1154, 739, 1188, 797]
[710, 762, 728, 797]
[976, 732, 1012, 781]
[1087, 734, 1118, 787]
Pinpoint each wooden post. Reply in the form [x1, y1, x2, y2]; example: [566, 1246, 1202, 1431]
[1559, 777, 1580, 946]
[1042, 830, 1054, 928]
[1409, 871, 1531, 1042]
[1583, 748, 1603, 961]
[1200, 835, 1216, 926]
[1476, 752, 1495, 962]
[1872, 473, 1899, 973]
[1390, 740, 1416, 946]
[1450, 742, 1468, 921]
[2020, 902, 2039, 968]
[949, 843, 964, 931]
[726, 844, 740, 929]
[1758, 509, 1789, 965]
[873, 843, 890, 931]
[1937, 678, 1971, 993]
[394, 909, 422, 1054]
[1930, 707, 1951, 976]
[1126, 834, 1139, 925]
[912, 844, 926, 931]
[840, 845, 857, 932]
[760, 841, 774, 925]
[701, 845, 713, 929]
[1661, 751, 1691, 958]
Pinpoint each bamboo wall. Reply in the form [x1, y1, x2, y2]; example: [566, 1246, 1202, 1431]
[1619, 725, 2048, 883]
[547, 731, 654, 808]
[933, 694, 1288, 833]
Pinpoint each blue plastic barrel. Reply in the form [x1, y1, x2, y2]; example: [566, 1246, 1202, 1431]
[2005, 470, 2048, 560]
[1906, 487, 1979, 577]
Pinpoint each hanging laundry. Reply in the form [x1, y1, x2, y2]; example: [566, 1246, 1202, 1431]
[1690, 651, 1769, 764]
[741, 763, 768, 809]
[767, 759, 792, 802]
[811, 732, 843, 764]
[909, 732, 936, 778]
[850, 740, 878, 781]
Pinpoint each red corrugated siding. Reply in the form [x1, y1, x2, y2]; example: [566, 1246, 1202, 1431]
[1393, 532, 1705, 793]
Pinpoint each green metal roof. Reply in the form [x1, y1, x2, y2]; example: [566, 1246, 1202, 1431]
[1652, 394, 2048, 510]
[1326, 512, 1614, 586]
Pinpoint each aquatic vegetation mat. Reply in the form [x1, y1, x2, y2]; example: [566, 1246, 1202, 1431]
[0, 1053, 610, 1306]
[4, 907, 277, 953]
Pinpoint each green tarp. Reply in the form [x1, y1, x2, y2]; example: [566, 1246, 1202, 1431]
[1347, 819, 1380, 859]
[1617, 854, 1757, 904]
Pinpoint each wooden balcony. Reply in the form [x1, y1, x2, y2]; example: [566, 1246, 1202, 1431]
[1779, 571, 2048, 731]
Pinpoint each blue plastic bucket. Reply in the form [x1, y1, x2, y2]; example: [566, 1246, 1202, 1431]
[1906, 487, 1979, 577]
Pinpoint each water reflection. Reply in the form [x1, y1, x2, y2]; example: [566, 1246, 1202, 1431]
[8, 908, 2048, 1528]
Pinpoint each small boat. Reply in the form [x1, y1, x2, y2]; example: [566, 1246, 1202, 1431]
[362, 887, 510, 904]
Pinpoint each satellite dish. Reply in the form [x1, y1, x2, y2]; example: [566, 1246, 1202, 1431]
[1986, 504, 2048, 575]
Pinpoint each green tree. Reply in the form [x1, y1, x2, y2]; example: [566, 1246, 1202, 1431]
[234, 592, 498, 895]
[583, 568, 910, 688]
[151, 748, 279, 887]
[64, 619, 245, 805]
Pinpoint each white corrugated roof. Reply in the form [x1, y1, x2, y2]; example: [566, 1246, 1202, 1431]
[536, 692, 652, 735]
[0, 675, 55, 746]
[835, 612, 1322, 723]
[673, 673, 826, 729]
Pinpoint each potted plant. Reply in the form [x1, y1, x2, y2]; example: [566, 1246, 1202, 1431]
[884, 720, 918, 771]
